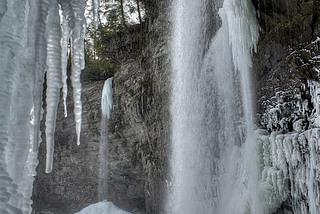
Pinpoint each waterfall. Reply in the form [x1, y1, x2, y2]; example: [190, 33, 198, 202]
[168, 0, 259, 213]
[99, 77, 114, 201]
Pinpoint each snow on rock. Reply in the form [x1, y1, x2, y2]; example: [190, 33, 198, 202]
[261, 37, 320, 133]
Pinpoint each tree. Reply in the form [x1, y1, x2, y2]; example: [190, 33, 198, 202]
[83, 0, 147, 78]
[136, 0, 142, 24]
[118, 0, 127, 28]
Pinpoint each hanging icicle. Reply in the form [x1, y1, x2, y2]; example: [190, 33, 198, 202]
[0, 0, 100, 212]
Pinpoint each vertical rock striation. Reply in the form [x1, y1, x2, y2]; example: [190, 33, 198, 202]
[102, 1, 172, 213]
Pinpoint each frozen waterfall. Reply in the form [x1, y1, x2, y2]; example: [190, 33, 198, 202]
[101, 77, 114, 119]
[0, 0, 99, 213]
[99, 77, 114, 201]
[167, 0, 260, 213]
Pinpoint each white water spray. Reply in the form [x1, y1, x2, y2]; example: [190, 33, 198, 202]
[168, 0, 259, 213]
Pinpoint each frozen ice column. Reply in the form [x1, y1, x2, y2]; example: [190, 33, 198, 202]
[101, 77, 114, 118]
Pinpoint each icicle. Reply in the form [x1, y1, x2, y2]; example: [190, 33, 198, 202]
[92, 0, 99, 30]
[0, 0, 96, 211]
[59, 1, 75, 28]
[45, 0, 62, 173]
[0, 0, 7, 22]
[308, 80, 320, 127]
[0, 0, 44, 212]
[32, 0, 50, 153]
[70, 0, 87, 145]
[60, 13, 70, 117]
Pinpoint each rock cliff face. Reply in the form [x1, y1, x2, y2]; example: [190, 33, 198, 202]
[32, 80, 104, 214]
[104, 1, 171, 212]
[32, 0, 171, 213]
[253, 0, 320, 132]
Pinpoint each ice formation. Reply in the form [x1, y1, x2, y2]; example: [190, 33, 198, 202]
[257, 128, 320, 214]
[256, 81, 320, 213]
[74, 200, 131, 214]
[101, 77, 114, 118]
[261, 38, 320, 133]
[99, 77, 113, 201]
[261, 79, 320, 133]
[0, 0, 99, 213]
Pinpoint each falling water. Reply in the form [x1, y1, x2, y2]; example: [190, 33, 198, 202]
[168, 0, 259, 213]
[99, 77, 114, 201]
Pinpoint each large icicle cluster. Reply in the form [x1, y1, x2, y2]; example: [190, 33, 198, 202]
[0, 0, 99, 213]
[257, 128, 320, 214]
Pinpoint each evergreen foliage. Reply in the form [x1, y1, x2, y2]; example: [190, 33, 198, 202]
[83, 0, 146, 80]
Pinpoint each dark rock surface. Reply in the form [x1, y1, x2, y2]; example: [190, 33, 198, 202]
[103, 1, 171, 213]
[32, 80, 104, 214]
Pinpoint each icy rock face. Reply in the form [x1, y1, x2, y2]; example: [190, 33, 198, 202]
[253, 1, 320, 213]
[32, 80, 105, 214]
[259, 37, 320, 133]
[258, 80, 320, 213]
[261, 79, 320, 133]
[254, 0, 320, 134]
[0, 0, 99, 213]
[33, 1, 170, 213]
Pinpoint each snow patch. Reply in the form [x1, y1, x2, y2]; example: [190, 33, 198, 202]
[75, 201, 131, 214]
